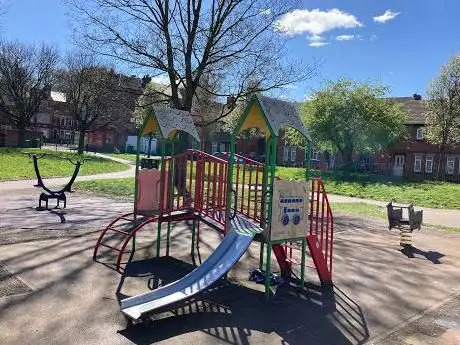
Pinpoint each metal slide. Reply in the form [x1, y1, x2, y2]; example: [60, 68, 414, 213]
[120, 215, 262, 320]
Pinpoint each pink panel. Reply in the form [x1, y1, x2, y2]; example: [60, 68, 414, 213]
[136, 169, 168, 212]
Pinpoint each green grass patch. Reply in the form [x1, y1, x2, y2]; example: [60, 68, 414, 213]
[331, 202, 460, 233]
[331, 202, 387, 219]
[74, 178, 134, 197]
[276, 166, 460, 210]
[0, 148, 128, 181]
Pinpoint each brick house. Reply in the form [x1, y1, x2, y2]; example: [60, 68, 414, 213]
[0, 90, 70, 147]
[372, 95, 460, 181]
[31, 90, 77, 144]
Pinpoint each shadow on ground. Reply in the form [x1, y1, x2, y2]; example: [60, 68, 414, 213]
[117, 257, 369, 345]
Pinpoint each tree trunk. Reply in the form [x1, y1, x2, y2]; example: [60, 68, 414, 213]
[17, 126, 27, 148]
[436, 148, 444, 180]
[77, 130, 86, 154]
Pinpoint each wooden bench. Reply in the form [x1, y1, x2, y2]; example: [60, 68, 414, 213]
[386, 201, 423, 232]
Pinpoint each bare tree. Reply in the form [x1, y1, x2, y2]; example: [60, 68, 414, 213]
[61, 52, 138, 153]
[0, 41, 58, 146]
[425, 53, 460, 179]
[67, 0, 317, 125]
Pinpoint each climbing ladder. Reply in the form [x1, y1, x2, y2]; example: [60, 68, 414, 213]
[93, 150, 229, 271]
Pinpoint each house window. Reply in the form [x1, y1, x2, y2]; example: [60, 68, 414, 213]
[283, 146, 289, 162]
[219, 143, 226, 152]
[416, 128, 424, 140]
[414, 155, 422, 172]
[446, 157, 455, 175]
[290, 147, 297, 162]
[425, 156, 433, 173]
[312, 148, 320, 160]
[211, 142, 217, 153]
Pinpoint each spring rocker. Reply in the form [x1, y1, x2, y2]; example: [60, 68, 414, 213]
[27, 152, 85, 210]
[93, 95, 334, 322]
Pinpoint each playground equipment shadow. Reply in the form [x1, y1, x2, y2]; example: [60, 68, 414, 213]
[1, 192, 460, 344]
[117, 256, 368, 344]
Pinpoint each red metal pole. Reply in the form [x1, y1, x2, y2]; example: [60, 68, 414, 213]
[247, 163, 253, 218]
[320, 184, 325, 251]
[240, 162, 246, 213]
[254, 165, 260, 220]
[188, 151, 194, 209]
[309, 178, 314, 235]
[315, 178, 320, 235]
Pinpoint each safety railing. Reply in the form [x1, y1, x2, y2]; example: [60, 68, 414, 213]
[162, 149, 229, 229]
[223, 153, 265, 223]
[309, 177, 334, 276]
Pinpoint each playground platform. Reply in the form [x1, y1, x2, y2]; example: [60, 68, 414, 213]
[1, 191, 460, 345]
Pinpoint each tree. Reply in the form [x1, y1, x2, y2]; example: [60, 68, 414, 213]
[424, 53, 460, 179]
[61, 52, 139, 153]
[67, 0, 317, 124]
[0, 41, 58, 146]
[294, 79, 408, 167]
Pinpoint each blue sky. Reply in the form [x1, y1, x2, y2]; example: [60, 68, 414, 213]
[2, 0, 459, 101]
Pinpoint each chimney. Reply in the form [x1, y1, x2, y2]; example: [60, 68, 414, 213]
[413, 93, 422, 100]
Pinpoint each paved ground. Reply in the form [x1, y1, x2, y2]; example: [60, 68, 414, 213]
[329, 194, 460, 228]
[1, 191, 460, 345]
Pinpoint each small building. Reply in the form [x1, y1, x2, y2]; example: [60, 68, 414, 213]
[372, 94, 460, 182]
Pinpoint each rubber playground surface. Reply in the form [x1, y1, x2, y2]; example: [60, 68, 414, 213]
[1, 189, 460, 345]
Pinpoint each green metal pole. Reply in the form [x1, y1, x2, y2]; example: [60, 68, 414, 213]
[132, 127, 143, 254]
[190, 217, 196, 261]
[305, 140, 311, 182]
[300, 238, 306, 291]
[264, 242, 272, 301]
[259, 242, 264, 270]
[226, 136, 236, 229]
[156, 140, 166, 257]
[166, 140, 174, 256]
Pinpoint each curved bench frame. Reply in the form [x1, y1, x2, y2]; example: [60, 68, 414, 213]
[29, 153, 84, 209]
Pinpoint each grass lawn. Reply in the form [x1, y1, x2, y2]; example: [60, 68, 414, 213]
[0, 148, 129, 181]
[331, 202, 460, 233]
[75, 162, 460, 210]
[276, 166, 460, 210]
[74, 178, 134, 197]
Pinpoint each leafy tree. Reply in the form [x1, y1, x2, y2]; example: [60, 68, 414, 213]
[0, 41, 58, 146]
[424, 53, 460, 178]
[294, 79, 408, 167]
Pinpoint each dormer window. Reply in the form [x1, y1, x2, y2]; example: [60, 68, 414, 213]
[416, 127, 424, 140]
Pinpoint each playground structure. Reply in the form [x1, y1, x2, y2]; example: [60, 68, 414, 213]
[28, 153, 84, 209]
[93, 95, 334, 321]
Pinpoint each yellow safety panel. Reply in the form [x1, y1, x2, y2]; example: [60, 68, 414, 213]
[142, 116, 159, 136]
[239, 104, 271, 138]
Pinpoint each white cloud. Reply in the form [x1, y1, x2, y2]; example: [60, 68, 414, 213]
[370, 34, 378, 41]
[275, 8, 362, 35]
[309, 41, 329, 47]
[336, 34, 355, 41]
[308, 34, 325, 42]
[373, 10, 400, 24]
[306, 34, 329, 47]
